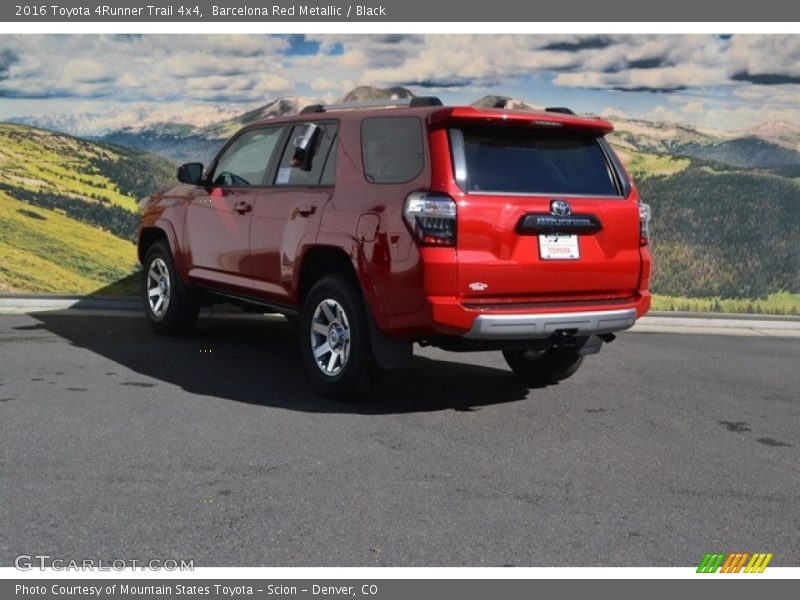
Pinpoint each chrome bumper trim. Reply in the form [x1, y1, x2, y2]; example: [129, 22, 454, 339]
[463, 308, 637, 340]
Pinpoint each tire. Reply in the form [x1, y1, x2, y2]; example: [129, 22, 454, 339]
[142, 240, 199, 335]
[502, 346, 584, 386]
[299, 275, 381, 401]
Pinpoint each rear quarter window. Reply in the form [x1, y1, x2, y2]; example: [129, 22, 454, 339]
[454, 126, 620, 196]
[361, 117, 424, 184]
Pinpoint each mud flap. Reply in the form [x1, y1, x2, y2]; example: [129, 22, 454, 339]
[364, 307, 413, 369]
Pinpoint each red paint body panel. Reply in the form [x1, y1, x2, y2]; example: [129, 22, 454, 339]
[184, 185, 255, 292]
[251, 186, 330, 304]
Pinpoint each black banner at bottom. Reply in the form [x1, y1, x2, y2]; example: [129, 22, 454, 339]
[3, 579, 797, 600]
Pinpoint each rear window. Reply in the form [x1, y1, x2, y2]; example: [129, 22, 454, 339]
[453, 126, 619, 196]
[361, 117, 424, 184]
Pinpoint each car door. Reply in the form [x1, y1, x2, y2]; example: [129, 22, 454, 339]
[250, 121, 338, 304]
[184, 125, 284, 293]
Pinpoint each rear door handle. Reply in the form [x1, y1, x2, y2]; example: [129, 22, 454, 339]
[297, 205, 317, 217]
[233, 201, 252, 214]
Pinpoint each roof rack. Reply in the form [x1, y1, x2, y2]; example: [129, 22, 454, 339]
[300, 96, 443, 114]
[489, 100, 575, 114]
[545, 106, 575, 115]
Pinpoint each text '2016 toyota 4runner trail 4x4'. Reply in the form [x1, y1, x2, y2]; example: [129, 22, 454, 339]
[137, 97, 652, 400]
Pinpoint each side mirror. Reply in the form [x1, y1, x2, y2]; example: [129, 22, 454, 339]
[290, 123, 320, 172]
[177, 162, 204, 185]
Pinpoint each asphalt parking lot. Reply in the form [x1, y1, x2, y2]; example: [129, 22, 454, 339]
[1, 311, 798, 566]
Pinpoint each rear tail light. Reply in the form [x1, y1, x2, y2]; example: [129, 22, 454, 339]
[639, 202, 651, 246]
[403, 192, 457, 247]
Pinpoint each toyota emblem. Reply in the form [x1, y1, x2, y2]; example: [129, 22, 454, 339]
[551, 200, 571, 217]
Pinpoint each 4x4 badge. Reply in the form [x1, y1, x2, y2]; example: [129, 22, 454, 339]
[551, 200, 571, 217]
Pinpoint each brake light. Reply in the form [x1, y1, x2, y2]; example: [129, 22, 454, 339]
[639, 202, 651, 246]
[403, 192, 457, 247]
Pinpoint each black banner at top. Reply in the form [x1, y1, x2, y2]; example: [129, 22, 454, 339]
[2, 0, 800, 22]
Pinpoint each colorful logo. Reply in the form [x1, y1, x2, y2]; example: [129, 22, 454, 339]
[697, 552, 773, 573]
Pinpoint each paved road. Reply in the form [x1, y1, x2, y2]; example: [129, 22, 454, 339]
[1, 312, 798, 567]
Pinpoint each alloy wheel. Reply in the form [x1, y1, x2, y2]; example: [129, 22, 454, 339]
[146, 257, 171, 318]
[310, 298, 351, 377]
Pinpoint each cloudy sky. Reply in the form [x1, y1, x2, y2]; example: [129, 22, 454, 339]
[1, 34, 800, 131]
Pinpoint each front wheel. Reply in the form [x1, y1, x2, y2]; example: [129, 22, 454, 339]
[502, 347, 584, 386]
[142, 241, 199, 335]
[299, 275, 381, 401]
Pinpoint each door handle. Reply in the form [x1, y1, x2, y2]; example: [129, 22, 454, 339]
[297, 205, 317, 217]
[233, 201, 252, 214]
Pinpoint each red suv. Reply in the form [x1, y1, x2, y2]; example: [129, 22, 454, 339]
[137, 97, 652, 399]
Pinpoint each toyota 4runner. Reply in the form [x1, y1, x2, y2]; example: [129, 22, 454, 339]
[137, 96, 652, 399]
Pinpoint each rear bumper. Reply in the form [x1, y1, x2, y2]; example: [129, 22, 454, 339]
[422, 293, 650, 340]
[463, 308, 636, 340]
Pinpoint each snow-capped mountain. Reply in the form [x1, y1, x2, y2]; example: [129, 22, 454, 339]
[741, 120, 800, 151]
[604, 115, 720, 154]
[96, 96, 317, 163]
[200, 96, 317, 139]
[10, 103, 252, 138]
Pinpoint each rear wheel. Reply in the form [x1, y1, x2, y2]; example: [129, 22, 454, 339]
[300, 275, 381, 400]
[142, 241, 199, 335]
[502, 347, 584, 386]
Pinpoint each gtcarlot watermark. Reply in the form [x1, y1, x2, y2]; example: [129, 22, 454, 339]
[14, 554, 194, 571]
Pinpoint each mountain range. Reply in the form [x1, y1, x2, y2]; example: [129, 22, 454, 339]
[12, 86, 800, 170]
[9, 103, 252, 138]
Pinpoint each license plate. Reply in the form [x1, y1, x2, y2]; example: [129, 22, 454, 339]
[539, 234, 580, 260]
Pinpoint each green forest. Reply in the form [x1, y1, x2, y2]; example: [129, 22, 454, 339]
[634, 162, 799, 300]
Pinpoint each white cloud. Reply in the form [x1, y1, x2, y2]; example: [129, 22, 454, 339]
[727, 35, 800, 78]
[2, 34, 800, 132]
[310, 77, 355, 91]
[732, 84, 800, 107]
[0, 35, 292, 102]
[554, 64, 729, 91]
[682, 100, 706, 114]
[617, 101, 800, 132]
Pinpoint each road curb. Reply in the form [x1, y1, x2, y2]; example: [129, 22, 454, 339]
[638, 315, 800, 330]
[632, 317, 800, 337]
[0, 295, 142, 311]
[1, 296, 799, 337]
[0, 295, 797, 318]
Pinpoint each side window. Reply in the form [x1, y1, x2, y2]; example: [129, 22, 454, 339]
[211, 127, 283, 187]
[361, 117, 424, 184]
[275, 122, 338, 187]
[320, 138, 337, 186]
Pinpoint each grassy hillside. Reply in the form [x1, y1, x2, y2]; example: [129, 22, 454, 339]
[651, 292, 800, 315]
[0, 123, 175, 294]
[0, 192, 138, 293]
[616, 150, 691, 180]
